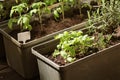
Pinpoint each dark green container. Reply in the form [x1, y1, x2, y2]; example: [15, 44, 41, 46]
[32, 38, 120, 80]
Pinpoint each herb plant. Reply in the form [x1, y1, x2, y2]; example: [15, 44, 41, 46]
[53, 31, 95, 62]
[87, 0, 120, 34]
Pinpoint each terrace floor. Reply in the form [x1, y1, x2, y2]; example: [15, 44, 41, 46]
[0, 58, 40, 80]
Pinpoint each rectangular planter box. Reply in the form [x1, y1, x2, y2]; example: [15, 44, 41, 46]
[0, 22, 86, 79]
[32, 39, 120, 80]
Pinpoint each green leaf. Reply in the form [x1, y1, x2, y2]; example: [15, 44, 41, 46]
[8, 19, 13, 29]
[67, 57, 75, 62]
[60, 50, 68, 59]
[30, 9, 38, 16]
[8, 18, 18, 29]
[27, 25, 32, 31]
[53, 50, 60, 57]
[53, 10, 60, 20]
[10, 10, 14, 17]
[17, 16, 22, 25]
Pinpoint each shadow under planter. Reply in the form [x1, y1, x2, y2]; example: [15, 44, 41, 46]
[32, 39, 120, 80]
[0, 22, 86, 79]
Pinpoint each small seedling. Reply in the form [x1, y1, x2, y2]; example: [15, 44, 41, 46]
[30, 1, 50, 31]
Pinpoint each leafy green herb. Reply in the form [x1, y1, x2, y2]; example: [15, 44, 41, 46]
[53, 31, 94, 63]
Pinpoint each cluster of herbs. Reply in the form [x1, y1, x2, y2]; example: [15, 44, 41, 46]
[53, 31, 95, 63]
[52, 0, 120, 64]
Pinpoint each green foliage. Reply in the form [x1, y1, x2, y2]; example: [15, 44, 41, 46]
[86, 0, 120, 34]
[53, 7, 62, 20]
[8, 14, 32, 31]
[43, 0, 57, 6]
[95, 33, 112, 50]
[17, 14, 32, 30]
[8, 18, 18, 29]
[8, 2, 32, 31]
[53, 31, 94, 62]
[53, 0, 75, 20]
[30, 1, 50, 28]
[10, 3, 28, 17]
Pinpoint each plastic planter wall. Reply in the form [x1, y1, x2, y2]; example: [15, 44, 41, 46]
[0, 20, 8, 60]
[32, 39, 120, 80]
[1, 22, 86, 79]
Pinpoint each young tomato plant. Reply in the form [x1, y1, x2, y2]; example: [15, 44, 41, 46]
[30, 1, 49, 31]
[8, 3, 31, 31]
[53, 31, 95, 63]
[10, 3, 28, 17]
[8, 14, 32, 31]
[53, 0, 75, 20]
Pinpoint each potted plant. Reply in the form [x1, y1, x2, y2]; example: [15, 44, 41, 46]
[1, 0, 95, 79]
[31, 0, 120, 80]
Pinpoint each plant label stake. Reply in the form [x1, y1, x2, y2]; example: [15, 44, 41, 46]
[18, 31, 31, 44]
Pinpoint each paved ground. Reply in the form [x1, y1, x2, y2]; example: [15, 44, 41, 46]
[0, 59, 40, 80]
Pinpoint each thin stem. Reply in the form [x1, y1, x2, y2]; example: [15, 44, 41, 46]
[38, 8, 43, 32]
[78, 0, 82, 15]
[61, 1, 64, 20]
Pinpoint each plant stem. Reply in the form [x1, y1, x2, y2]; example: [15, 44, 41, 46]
[78, 0, 82, 15]
[61, 1, 64, 20]
[20, 14, 23, 31]
[38, 8, 43, 32]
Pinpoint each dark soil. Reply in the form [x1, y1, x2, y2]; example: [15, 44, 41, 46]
[46, 47, 98, 66]
[10, 9, 88, 41]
